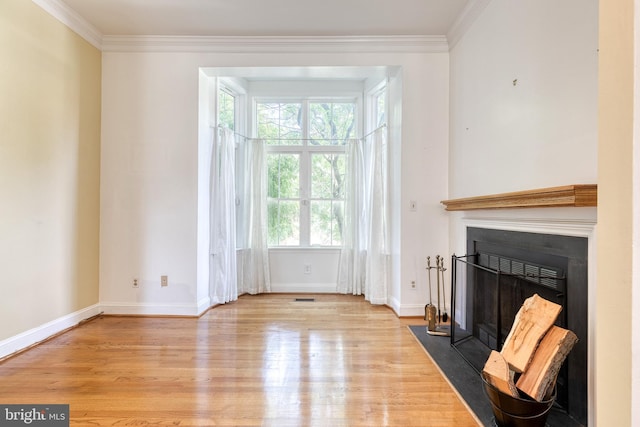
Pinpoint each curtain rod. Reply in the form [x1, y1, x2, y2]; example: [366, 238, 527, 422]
[212, 123, 387, 141]
[361, 123, 387, 140]
[214, 126, 249, 140]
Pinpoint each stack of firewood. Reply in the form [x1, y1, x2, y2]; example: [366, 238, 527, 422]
[482, 294, 578, 402]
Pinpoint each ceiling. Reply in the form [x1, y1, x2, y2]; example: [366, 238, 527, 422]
[59, 0, 470, 37]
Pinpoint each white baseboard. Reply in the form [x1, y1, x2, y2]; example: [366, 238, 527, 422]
[387, 295, 401, 316]
[100, 301, 202, 316]
[196, 296, 212, 315]
[0, 304, 102, 360]
[395, 303, 427, 318]
[360, 295, 424, 318]
[269, 283, 338, 293]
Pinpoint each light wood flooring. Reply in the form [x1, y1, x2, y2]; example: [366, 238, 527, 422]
[0, 294, 480, 426]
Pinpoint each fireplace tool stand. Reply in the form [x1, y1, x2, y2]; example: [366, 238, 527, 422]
[425, 255, 450, 337]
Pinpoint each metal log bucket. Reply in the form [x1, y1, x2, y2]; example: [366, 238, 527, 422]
[481, 373, 555, 427]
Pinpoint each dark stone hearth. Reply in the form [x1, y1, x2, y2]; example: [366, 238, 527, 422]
[408, 325, 582, 427]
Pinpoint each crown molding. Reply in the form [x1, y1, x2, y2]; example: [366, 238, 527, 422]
[101, 35, 449, 53]
[32, 0, 103, 50]
[32, 0, 452, 55]
[446, 0, 492, 50]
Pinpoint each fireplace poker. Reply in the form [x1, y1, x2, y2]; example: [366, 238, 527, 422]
[439, 256, 448, 323]
[435, 255, 442, 322]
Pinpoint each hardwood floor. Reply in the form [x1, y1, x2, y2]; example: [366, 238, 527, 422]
[0, 294, 480, 426]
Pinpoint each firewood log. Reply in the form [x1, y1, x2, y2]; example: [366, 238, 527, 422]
[516, 325, 578, 401]
[501, 294, 562, 373]
[483, 350, 519, 397]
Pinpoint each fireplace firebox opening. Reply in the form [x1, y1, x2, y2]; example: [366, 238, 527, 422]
[451, 227, 588, 426]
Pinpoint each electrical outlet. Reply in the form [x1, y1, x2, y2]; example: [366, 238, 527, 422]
[411, 280, 416, 289]
[133, 278, 139, 288]
[161, 275, 168, 287]
[304, 264, 311, 275]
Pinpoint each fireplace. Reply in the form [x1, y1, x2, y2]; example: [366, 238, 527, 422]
[451, 227, 588, 426]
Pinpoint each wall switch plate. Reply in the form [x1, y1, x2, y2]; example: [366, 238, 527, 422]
[161, 275, 168, 287]
[410, 200, 417, 211]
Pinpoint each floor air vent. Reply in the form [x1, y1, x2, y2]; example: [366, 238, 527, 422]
[294, 298, 315, 302]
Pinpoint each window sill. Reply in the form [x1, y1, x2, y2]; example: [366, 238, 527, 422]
[268, 247, 341, 254]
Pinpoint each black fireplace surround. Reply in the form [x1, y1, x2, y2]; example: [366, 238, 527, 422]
[451, 227, 588, 426]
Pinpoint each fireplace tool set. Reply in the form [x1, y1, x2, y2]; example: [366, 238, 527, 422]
[424, 255, 451, 337]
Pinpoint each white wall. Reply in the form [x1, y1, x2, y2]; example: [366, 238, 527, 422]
[196, 69, 214, 309]
[395, 55, 451, 315]
[100, 45, 450, 316]
[449, 0, 598, 199]
[100, 52, 201, 314]
[268, 249, 340, 293]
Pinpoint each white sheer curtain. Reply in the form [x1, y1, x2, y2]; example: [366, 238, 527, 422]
[210, 127, 238, 304]
[337, 127, 390, 304]
[240, 139, 271, 294]
[336, 138, 366, 295]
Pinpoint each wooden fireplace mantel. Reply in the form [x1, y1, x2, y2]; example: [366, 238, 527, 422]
[441, 184, 597, 211]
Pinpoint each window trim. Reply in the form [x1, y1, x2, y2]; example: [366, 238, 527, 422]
[366, 79, 388, 133]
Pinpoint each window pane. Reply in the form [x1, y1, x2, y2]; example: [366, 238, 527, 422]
[310, 200, 344, 246]
[267, 152, 300, 246]
[309, 102, 355, 145]
[268, 200, 300, 246]
[257, 102, 302, 145]
[311, 153, 345, 199]
[267, 154, 299, 199]
[218, 90, 235, 130]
